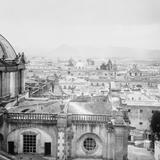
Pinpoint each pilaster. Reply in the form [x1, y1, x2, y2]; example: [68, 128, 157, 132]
[10, 72, 16, 97]
[2, 72, 6, 96]
[21, 70, 25, 93]
[66, 127, 74, 160]
[15, 71, 19, 96]
[57, 113, 67, 160]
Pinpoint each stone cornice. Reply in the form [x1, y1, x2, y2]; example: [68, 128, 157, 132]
[0, 64, 25, 71]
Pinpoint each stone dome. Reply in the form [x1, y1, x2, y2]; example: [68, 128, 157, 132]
[0, 34, 17, 60]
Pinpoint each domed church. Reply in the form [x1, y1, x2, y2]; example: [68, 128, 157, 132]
[0, 34, 26, 106]
[0, 35, 129, 160]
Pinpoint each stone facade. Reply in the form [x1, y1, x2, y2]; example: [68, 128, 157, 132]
[0, 34, 129, 160]
[0, 112, 129, 160]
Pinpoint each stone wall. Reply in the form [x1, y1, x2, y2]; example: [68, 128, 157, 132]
[0, 113, 128, 160]
[0, 122, 58, 158]
[127, 105, 160, 131]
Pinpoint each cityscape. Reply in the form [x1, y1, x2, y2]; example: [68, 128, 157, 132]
[0, 0, 160, 160]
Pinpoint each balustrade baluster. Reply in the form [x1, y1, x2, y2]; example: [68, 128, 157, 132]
[21, 113, 23, 120]
[18, 113, 20, 120]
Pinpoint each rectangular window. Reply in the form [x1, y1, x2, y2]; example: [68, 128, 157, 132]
[23, 135, 36, 153]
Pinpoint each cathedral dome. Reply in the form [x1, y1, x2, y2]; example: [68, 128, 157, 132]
[0, 34, 17, 60]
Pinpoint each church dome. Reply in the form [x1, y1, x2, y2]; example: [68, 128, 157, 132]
[0, 34, 17, 60]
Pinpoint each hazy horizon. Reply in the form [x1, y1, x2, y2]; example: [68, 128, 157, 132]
[0, 0, 160, 58]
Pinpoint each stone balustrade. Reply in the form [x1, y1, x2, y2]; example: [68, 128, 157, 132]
[68, 114, 111, 123]
[6, 113, 58, 124]
[5, 113, 118, 124]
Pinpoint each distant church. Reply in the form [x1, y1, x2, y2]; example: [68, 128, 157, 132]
[100, 59, 117, 71]
[0, 35, 129, 160]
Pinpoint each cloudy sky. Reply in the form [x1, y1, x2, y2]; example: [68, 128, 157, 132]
[0, 0, 160, 56]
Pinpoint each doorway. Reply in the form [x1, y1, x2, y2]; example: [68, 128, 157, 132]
[44, 142, 51, 156]
[8, 141, 14, 154]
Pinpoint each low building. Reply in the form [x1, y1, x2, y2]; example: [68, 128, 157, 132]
[122, 91, 160, 141]
[154, 141, 160, 160]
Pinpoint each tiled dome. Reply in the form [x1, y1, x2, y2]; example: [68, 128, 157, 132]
[0, 34, 17, 60]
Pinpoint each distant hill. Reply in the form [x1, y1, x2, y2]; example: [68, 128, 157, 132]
[51, 44, 79, 58]
[23, 44, 160, 61]
[47, 44, 160, 60]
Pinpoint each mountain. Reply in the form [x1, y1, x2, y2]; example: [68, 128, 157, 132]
[48, 44, 79, 58]
[32, 44, 160, 60]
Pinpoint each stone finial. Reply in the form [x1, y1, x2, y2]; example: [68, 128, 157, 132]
[21, 52, 26, 63]
[2, 54, 6, 61]
[106, 121, 114, 132]
[18, 52, 21, 57]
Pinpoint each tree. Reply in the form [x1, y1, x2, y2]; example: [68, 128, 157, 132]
[150, 111, 160, 150]
[150, 111, 160, 140]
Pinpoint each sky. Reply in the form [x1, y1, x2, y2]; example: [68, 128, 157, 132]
[0, 0, 160, 57]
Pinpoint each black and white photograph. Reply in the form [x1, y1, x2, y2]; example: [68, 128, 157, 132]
[0, 0, 160, 160]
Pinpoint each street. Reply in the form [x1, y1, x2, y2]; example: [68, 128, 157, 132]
[128, 145, 155, 160]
